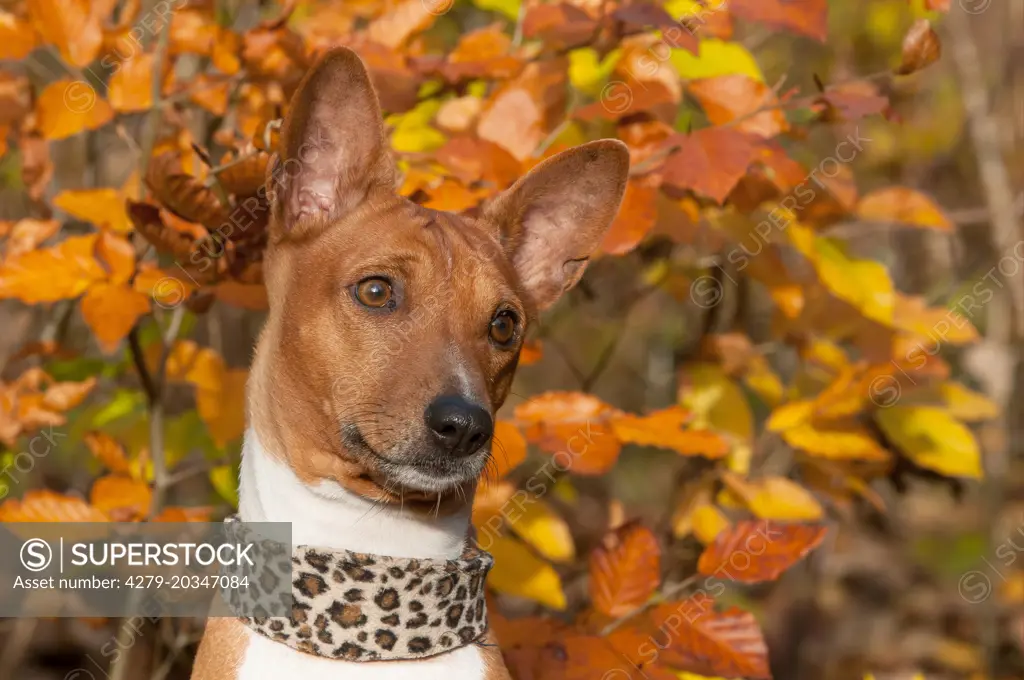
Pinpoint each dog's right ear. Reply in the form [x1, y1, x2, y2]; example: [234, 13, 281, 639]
[268, 48, 395, 241]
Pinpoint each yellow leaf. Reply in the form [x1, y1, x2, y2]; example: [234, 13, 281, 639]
[35, 79, 114, 141]
[932, 382, 999, 422]
[81, 283, 151, 354]
[388, 99, 446, 153]
[196, 368, 248, 447]
[690, 505, 730, 544]
[209, 464, 239, 507]
[743, 355, 784, 407]
[471, 0, 521, 20]
[677, 363, 753, 442]
[488, 535, 566, 610]
[108, 53, 158, 113]
[875, 405, 982, 479]
[568, 48, 621, 98]
[670, 40, 764, 83]
[767, 400, 814, 432]
[783, 420, 890, 462]
[0, 233, 106, 303]
[53, 188, 133, 233]
[723, 474, 824, 521]
[505, 497, 575, 563]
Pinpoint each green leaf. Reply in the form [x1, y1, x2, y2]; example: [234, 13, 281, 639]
[209, 463, 239, 507]
[387, 99, 446, 153]
[568, 48, 621, 98]
[875, 405, 983, 479]
[670, 39, 764, 83]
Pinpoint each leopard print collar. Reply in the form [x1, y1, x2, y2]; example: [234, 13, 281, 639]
[223, 515, 494, 662]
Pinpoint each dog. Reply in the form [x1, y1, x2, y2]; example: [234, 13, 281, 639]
[192, 47, 628, 680]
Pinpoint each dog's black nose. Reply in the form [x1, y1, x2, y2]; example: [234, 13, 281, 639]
[424, 396, 493, 458]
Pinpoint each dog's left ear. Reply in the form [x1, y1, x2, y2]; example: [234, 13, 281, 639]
[268, 47, 395, 240]
[483, 139, 629, 310]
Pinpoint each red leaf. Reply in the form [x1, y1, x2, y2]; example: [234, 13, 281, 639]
[660, 128, 758, 204]
[697, 520, 827, 583]
[646, 602, 771, 678]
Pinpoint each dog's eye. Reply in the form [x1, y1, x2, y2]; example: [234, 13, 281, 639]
[355, 278, 393, 308]
[489, 310, 518, 346]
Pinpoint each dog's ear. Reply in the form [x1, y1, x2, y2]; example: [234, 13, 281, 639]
[484, 140, 629, 310]
[268, 47, 395, 240]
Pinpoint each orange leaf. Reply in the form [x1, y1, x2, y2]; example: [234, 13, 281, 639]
[35, 80, 114, 141]
[896, 19, 941, 76]
[600, 178, 658, 255]
[856, 187, 952, 231]
[42, 376, 96, 412]
[108, 52, 161, 112]
[519, 339, 543, 365]
[196, 368, 248, 447]
[81, 283, 151, 353]
[28, 0, 102, 67]
[214, 281, 268, 311]
[84, 431, 131, 475]
[688, 75, 789, 139]
[0, 11, 39, 60]
[728, 0, 828, 42]
[0, 234, 106, 303]
[152, 506, 215, 522]
[53, 188, 133, 233]
[647, 602, 770, 678]
[514, 392, 621, 475]
[2, 219, 60, 262]
[366, 0, 440, 49]
[96, 231, 136, 284]
[0, 489, 108, 522]
[157, 341, 226, 391]
[133, 265, 195, 309]
[611, 407, 730, 458]
[589, 521, 661, 617]
[492, 421, 527, 479]
[697, 520, 827, 583]
[661, 128, 758, 204]
[90, 474, 153, 519]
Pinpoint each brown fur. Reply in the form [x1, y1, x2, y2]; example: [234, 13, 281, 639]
[196, 46, 628, 677]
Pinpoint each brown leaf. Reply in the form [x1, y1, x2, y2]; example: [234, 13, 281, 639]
[816, 81, 889, 122]
[646, 602, 770, 678]
[522, 4, 599, 52]
[660, 128, 759, 204]
[366, 0, 441, 50]
[729, 0, 828, 42]
[856, 187, 953, 231]
[478, 59, 568, 161]
[897, 19, 941, 75]
[589, 521, 661, 617]
[42, 376, 96, 412]
[688, 75, 789, 138]
[697, 520, 828, 583]
[145, 153, 230, 231]
[215, 152, 270, 197]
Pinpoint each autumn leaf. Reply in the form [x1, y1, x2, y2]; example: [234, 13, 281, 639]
[366, 0, 441, 49]
[782, 418, 891, 461]
[28, 0, 102, 67]
[600, 178, 658, 255]
[54, 188, 134, 233]
[678, 363, 754, 443]
[0, 489, 108, 522]
[728, 0, 829, 42]
[660, 128, 759, 204]
[145, 153, 230, 231]
[670, 39, 764, 82]
[611, 407, 730, 458]
[196, 368, 248, 447]
[0, 12, 39, 60]
[589, 521, 661, 617]
[90, 474, 153, 519]
[489, 534, 566, 609]
[697, 520, 827, 583]
[721, 473, 824, 522]
[157, 340, 226, 391]
[84, 431, 131, 475]
[688, 75, 789, 138]
[506, 497, 576, 563]
[35, 80, 114, 141]
[515, 392, 622, 475]
[492, 420, 527, 479]
[1, 219, 60, 262]
[896, 19, 941, 75]
[108, 53, 164, 112]
[875, 405, 983, 478]
[856, 187, 953, 231]
[647, 602, 771, 679]
[81, 283, 152, 353]
[0, 234, 106, 303]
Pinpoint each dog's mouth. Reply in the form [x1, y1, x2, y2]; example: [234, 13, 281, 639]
[340, 423, 488, 494]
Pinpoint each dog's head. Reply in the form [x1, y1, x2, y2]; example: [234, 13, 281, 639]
[251, 48, 628, 501]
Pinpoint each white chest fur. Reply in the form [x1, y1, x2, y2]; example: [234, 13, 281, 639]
[235, 430, 486, 679]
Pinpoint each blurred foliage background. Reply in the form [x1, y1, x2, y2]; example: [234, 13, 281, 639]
[0, 0, 1022, 678]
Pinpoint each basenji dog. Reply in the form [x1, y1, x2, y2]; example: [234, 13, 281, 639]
[191, 47, 628, 680]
